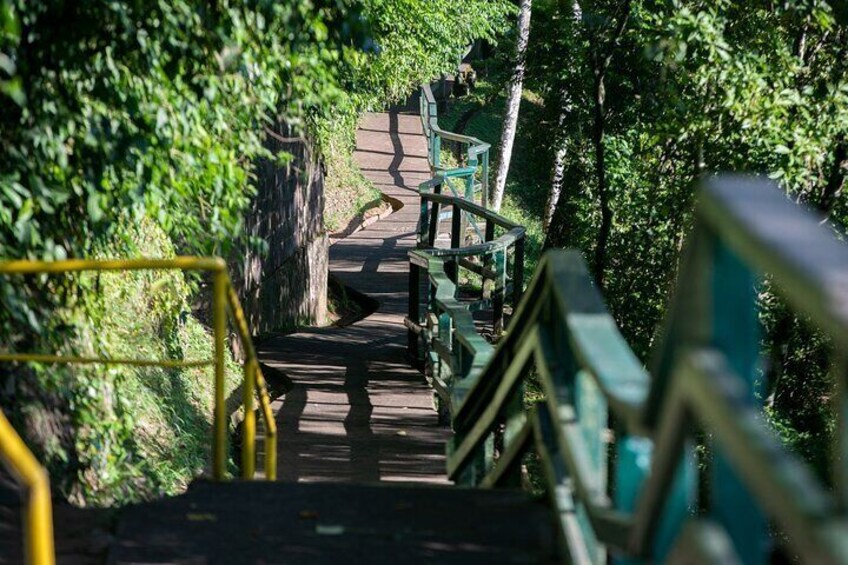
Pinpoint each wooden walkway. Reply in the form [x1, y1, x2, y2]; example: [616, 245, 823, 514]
[258, 111, 450, 483]
[103, 111, 558, 564]
[108, 480, 557, 564]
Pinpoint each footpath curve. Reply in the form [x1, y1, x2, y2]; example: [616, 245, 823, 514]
[258, 110, 450, 483]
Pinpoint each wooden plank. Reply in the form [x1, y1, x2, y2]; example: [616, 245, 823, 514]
[108, 480, 558, 565]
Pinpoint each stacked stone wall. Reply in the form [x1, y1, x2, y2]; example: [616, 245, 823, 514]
[234, 122, 327, 336]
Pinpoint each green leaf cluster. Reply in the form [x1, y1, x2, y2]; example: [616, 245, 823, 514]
[513, 0, 848, 474]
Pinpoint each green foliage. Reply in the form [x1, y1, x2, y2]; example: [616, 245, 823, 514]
[315, 0, 512, 231]
[349, 0, 512, 106]
[321, 116, 382, 233]
[0, 0, 514, 506]
[493, 0, 848, 475]
[0, 0, 373, 352]
[3, 219, 240, 506]
[0, 1, 367, 261]
[440, 80, 548, 278]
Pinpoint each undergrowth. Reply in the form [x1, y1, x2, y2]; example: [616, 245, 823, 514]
[439, 79, 548, 281]
[2, 219, 240, 507]
[320, 115, 383, 233]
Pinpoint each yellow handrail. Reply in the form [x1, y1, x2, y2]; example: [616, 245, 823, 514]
[0, 256, 278, 563]
[0, 410, 54, 565]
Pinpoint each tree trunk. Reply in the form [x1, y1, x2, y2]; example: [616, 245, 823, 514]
[543, 2, 581, 232]
[491, 0, 532, 212]
[589, 0, 630, 289]
[592, 71, 612, 289]
[544, 121, 568, 231]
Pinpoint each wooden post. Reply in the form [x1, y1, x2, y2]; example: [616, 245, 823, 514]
[408, 262, 420, 362]
[513, 236, 525, 309]
[448, 204, 462, 284]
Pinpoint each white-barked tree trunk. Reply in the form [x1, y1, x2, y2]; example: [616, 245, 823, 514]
[491, 0, 532, 212]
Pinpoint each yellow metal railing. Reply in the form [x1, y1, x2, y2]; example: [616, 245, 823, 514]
[0, 257, 278, 564]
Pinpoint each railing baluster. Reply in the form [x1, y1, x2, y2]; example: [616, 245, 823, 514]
[448, 204, 462, 284]
[408, 262, 421, 362]
[212, 268, 228, 481]
[493, 250, 505, 335]
[836, 351, 848, 510]
[241, 357, 256, 479]
[513, 235, 524, 310]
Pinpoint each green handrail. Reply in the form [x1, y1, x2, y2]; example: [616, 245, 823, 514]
[0, 257, 278, 564]
[420, 83, 490, 206]
[424, 176, 848, 562]
[412, 80, 848, 563]
[407, 176, 526, 380]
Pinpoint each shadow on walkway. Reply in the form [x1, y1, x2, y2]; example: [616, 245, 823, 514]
[261, 110, 449, 484]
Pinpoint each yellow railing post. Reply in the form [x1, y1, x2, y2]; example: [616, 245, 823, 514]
[212, 269, 228, 480]
[259, 369, 278, 481]
[0, 410, 55, 565]
[241, 357, 256, 479]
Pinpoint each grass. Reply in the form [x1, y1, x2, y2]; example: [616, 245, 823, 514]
[21, 218, 242, 507]
[439, 80, 550, 281]
[322, 120, 383, 233]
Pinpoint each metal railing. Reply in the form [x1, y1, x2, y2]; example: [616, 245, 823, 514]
[0, 257, 277, 565]
[409, 87, 526, 411]
[424, 175, 848, 562]
[411, 80, 848, 563]
[420, 83, 491, 207]
[406, 176, 526, 409]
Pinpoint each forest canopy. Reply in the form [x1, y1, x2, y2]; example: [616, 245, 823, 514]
[506, 0, 848, 475]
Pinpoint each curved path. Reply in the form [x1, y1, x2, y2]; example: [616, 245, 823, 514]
[258, 110, 450, 483]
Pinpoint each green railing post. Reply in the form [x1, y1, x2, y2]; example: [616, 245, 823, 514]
[512, 235, 524, 308]
[466, 155, 477, 204]
[500, 385, 525, 488]
[837, 352, 848, 510]
[483, 220, 495, 301]
[706, 238, 769, 564]
[448, 204, 461, 283]
[481, 150, 490, 208]
[409, 262, 421, 362]
[493, 250, 506, 335]
[428, 181, 443, 247]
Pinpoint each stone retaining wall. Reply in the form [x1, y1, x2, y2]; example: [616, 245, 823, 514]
[233, 122, 327, 336]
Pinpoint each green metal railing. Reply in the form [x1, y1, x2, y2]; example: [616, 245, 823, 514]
[420, 83, 490, 207]
[406, 179, 526, 407]
[412, 85, 848, 563]
[409, 85, 526, 413]
[0, 257, 277, 564]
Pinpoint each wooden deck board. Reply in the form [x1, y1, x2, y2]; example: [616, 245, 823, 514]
[107, 480, 558, 564]
[258, 111, 450, 484]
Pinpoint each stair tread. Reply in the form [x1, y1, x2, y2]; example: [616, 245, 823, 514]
[107, 480, 558, 564]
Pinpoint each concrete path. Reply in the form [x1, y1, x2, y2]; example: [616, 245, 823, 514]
[258, 111, 450, 483]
